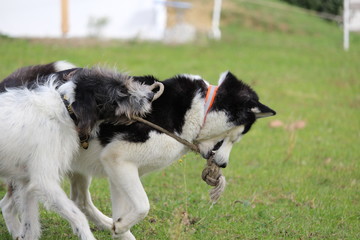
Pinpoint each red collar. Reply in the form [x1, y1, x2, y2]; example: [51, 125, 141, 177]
[203, 85, 218, 123]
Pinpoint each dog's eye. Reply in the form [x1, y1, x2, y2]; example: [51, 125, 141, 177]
[212, 140, 224, 151]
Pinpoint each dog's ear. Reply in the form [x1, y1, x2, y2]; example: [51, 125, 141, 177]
[251, 102, 276, 118]
[71, 91, 98, 137]
[217, 71, 276, 118]
[217, 71, 249, 94]
[218, 71, 236, 86]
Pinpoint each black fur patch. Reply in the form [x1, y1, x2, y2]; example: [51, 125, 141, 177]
[0, 64, 78, 92]
[0, 62, 58, 91]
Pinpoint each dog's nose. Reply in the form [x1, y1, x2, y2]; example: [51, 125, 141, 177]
[217, 162, 227, 168]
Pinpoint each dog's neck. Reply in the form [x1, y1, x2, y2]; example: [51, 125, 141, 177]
[175, 84, 218, 144]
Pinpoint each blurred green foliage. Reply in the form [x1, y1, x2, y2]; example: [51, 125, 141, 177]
[281, 0, 343, 15]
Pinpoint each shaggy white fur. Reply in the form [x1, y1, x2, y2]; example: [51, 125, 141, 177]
[0, 81, 92, 240]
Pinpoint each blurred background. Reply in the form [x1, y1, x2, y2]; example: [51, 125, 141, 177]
[1, 0, 358, 45]
[0, 0, 218, 42]
[0, 0, 359, 239]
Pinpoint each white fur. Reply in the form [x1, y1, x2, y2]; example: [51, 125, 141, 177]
[58, 80, 76, 104]
[251, 107, 261, 113]
[0, 82, 76, 179]
[54, 60, 77, 72]
[0, 82, 96, 240]
[197, 111, 234, 141]
[180, 74, 203, 81]
[197, 111, 245, 167]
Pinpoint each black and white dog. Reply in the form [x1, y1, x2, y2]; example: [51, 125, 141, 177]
[0, 62, 162, 240]
[0, 62, 276, 240]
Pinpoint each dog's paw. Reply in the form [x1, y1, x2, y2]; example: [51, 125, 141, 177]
[112, 220, 135, 240]
[112, 230, 136, 240]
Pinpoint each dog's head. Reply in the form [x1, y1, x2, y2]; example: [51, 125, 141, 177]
[58, 67, 163, 137]
[196, 71, 276, 168]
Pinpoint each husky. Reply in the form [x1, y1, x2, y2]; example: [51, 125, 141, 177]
[0, 62, 275, 240]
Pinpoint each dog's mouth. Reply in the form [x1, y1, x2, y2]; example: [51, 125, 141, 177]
[201, 139, 225, 165]
[212, 140, 224, 151]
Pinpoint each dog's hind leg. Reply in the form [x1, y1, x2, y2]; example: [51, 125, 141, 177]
[39, 180, 96, 240]
[69, 172, 113, 230]
[0, 181, 42, 240]
[102, 161, 149, 240]
[0, 182, 22, 238]
[17, 182, 41, 240]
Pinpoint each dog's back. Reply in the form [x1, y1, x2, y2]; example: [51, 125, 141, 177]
[0, 61, 76, 91]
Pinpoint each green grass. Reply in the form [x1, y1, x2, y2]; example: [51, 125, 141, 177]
[0, 0, 359, 239]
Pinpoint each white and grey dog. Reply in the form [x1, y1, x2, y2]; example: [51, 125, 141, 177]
[0, 62, 162, 240]
[0, 62, 276, 240]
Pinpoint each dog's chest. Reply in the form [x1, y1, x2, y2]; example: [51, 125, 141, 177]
[135, 132, 189, 176]
[72, 132, 188, 177]
[108, 132, 188, 176]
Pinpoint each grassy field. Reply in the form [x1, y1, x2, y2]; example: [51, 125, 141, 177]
[0, 0, 359, 239]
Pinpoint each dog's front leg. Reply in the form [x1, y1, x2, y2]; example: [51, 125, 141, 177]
[103, 161, 149, 240]
[69, 172, 113, 230]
